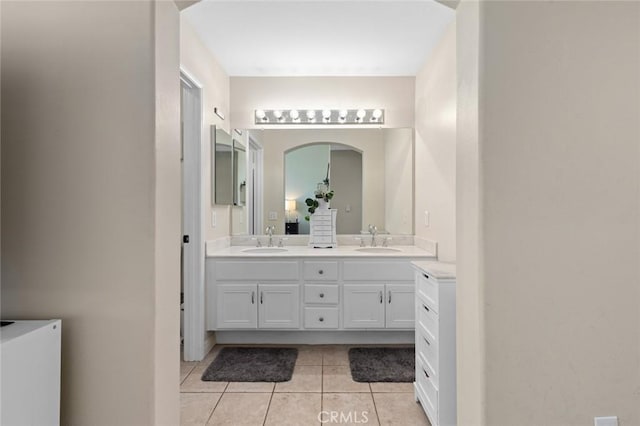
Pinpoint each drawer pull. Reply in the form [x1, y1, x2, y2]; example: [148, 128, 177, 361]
[423, 336, 431, 346]
[423, 273, 430, 279]
[319, 317, 324, 322]
[318, 269, 324, 275]
[423, 369, 429, 379]
[319, 293, 325, 298]
[423, 304, 430, 312]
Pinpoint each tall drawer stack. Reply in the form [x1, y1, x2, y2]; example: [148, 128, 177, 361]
[412, 261, 456, 426]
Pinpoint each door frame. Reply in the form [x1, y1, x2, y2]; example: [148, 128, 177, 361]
[180, 69, 205, 361]
[247, 134, 264, 234]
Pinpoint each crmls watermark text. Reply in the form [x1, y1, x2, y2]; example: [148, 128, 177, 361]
[318, 411, 370, 424]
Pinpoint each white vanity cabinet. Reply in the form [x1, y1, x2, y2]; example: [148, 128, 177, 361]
[206, 252, 434, 334]
[342, 260, 416, 329]
[212, 260, 300, 330]
[412, 261, 456, 426]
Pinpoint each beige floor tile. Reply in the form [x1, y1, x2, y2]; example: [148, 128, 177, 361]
[207, 393, 271, 426]
[323, 366, 371, 393]
[181, 365, 228, 393]
[274, 365, 322, 393]
[296, 346, 323, 366]
[181, 362, 197, 385]
[322, 346, 350, 366]
[264, 392, 322, 426]
[180, 392, 221, 425]
[225, 381, 275, 393]
[198, 346, 223, 368]
[373, 393, 430, 426]
[369, 382, 414, 393]
[322, 393, 379, 425]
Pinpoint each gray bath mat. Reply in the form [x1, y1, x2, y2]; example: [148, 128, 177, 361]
[201, 347, 298, 382]
[349, 347, 415, 382]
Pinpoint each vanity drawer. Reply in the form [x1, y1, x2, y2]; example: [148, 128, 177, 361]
[304, 284, 339, 304]
[303, 261, 338, 281]
[304, 307, 339, 329]
[343, 261, 413, 281]
[215, 261, 299, 281]
[417, 300, 439, 342]
[416, 358, 439, 423]
[417, 322, 439, 384]
[416, 271, 439, 312]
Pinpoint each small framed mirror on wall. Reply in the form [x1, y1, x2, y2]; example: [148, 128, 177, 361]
[212, 126, 233, 205]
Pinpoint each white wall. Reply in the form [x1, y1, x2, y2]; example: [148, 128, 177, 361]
[415, 21, 457, 261]
[230, 76, 415, 129]
[1, 1, 180, 424]
[458, 1, 640, 424]
[180, 16, 231, 240]
[384, 128, 414, 235]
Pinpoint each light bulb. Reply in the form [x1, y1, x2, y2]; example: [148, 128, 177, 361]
[372, 109, 382, 119]
[306, 110, 316, 120]
[255, 109, 266, 120]
[356, 109, 366, 120]
[339, 109, 348, 119]
[273, 110, 283, 120]
[289, 109, 299, 120]
[322, 109, 332, 120]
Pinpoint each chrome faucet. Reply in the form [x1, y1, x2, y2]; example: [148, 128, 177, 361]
[368, 224, 378, 247]
[265, 225, 276, 247]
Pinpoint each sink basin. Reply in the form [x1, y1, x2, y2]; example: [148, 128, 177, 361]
[242, 247, 289, 253]
[356, 247, 402, 253]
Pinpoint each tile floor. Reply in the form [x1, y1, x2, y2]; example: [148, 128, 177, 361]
[180, 345, 430, 426]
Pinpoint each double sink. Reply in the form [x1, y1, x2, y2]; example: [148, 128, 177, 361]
[241, 247, 402, 254]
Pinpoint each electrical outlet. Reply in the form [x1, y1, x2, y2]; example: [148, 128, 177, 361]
[594, 416, 618, 426]
[268, 211, 278, 221]
[424, 210, 430, 227]
[211, 211, 216, 227]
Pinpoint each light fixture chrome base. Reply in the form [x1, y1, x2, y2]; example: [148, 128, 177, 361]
[254, 108, 384, 125]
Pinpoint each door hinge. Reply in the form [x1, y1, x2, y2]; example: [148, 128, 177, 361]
[183, 235, 190, 244]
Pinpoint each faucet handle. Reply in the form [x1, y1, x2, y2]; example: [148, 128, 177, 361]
[251, 237, 262, 247]
[354, 237, 366, 247]
[278, 237, 289, 248]
[382, 237, 392, 247]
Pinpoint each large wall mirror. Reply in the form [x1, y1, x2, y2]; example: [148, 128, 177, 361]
[212, 126, 246, 206]
[227, 128, 414, 236]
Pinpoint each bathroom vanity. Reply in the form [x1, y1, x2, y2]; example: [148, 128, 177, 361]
[206, 245, 435, 344]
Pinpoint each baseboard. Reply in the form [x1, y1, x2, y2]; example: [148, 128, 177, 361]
[214, 330, 415, 345]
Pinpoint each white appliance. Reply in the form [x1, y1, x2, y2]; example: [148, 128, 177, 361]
[1, 320, 62, 426]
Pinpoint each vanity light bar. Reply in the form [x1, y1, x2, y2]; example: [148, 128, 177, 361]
[254, 108, 384, 125]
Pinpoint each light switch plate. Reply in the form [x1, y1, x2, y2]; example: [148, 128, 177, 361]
[268, 211, 278, 221]
[424, 210, 430, 227]
[211, 211, 216, 227]
[594, 416, 618, 426]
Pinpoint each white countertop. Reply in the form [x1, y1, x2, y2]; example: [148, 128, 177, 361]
[411, 260, 456, 279]
[207, 245, 436, 258]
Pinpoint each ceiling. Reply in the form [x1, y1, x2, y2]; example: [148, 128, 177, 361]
[182, 0, 455, 77]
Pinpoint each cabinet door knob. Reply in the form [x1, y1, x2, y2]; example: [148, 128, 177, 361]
[318, 269, 324, 275]
[319, 293, 325, 298]
[319, 317, 324, 322]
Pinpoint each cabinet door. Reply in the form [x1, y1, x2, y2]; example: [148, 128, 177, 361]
[385, 284, 415, 329]
[258, 284, 300, 329]
[343, 284, 385, 328]
[216, 284, 257, 329]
